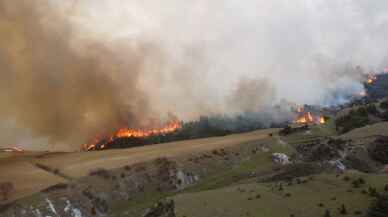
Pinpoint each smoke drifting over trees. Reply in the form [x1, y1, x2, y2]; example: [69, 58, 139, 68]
[0, 0, 387, 150]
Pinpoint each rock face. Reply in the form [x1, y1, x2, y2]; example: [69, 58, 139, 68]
[0, 157, 199, 217]
[272, 153, 291, 165]
[296, 139, 347, 162]
[175, 170, 199, 190]
[142, 200, 176, 217]
[329, 160, 346, 172]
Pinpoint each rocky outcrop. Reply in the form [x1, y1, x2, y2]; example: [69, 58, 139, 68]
[272, 153, 291, 165]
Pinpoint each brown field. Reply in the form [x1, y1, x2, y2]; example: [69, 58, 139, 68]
[0, 128, 278, 202]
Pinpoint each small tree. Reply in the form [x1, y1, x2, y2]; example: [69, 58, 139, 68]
[367, 194, 388, 217]
[369, 187, 379, 197]
[324, 209, 331, 217]
[340, 204, 348, 215]
[278, 184, 284, 191]
[0, 182, 15, 201]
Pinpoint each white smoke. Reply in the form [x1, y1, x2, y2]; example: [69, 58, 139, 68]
[1, 0, 388, 150]
[54, 0, 388, 113]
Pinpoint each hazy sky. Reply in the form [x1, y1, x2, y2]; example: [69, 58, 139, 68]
[60, 0, 388, 106]
[0, 0, 388, 150]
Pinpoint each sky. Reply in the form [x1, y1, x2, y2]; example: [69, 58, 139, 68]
[0, 0, 387, 150]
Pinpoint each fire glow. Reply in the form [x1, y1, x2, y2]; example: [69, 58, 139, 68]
[82, 120, 182, 151]
[294, 111, 325, 125]
[0, 147, 24, 153]
[367, 74, 377, 84]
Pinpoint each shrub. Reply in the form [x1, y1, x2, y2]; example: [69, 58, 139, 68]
[89, 168, 110, 179]
[381, 110, 388, 121]
[368, 137, 388, 164]
[335, 107, 370, 133]
[367, 104, 379, 116]
[354, 210, 362, 215]
[324, 209, 331, 217]
[380, 99, 388, 110]
[367, 194, 388, 217]
[339, 204, 348, 215]
[0, 182, 14, 201]
[352, 178, 366, 188]
[369, 187, 379, 197]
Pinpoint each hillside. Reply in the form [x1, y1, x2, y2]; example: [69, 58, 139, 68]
[2, 100, 388, 217]
[1, 117, 388, 217]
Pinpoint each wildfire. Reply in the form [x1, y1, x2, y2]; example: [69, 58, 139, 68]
[83, 120, 182, 151]
[367, 74, 377, 84]
[1, 147, 24, 153]
[295, 112, 325, 125]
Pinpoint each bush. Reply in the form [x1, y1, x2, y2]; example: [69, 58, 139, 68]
[0, 182, 14, 201]
[352, 178, 366, 188]
[367, 104, 379, 116]
[367, 194, 388, 217]
[369, 187, 379, 197]
[368, 137, 388, 164]
[335, 107, 370, 134]
[380, 99, 388, 110]
[340, 204, 348, 215]
[89, 168, 110, 179]
[380, 110, 388, 121]
[324, 209, 331, 217]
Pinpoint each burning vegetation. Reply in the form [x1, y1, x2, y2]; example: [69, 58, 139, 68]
[294, 107, 326, 125]
[0, 147, 24, 153]
[294, 112, 325, 125]
[367, 74, 378, 85]
[83, 120, 182, 151]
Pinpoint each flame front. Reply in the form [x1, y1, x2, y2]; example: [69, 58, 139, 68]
[83, 120, 182, 151]
[295, 112, 325, 125]
[367, 74, 377, 84]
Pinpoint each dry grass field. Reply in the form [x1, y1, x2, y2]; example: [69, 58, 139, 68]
[0, 128, 278, 202]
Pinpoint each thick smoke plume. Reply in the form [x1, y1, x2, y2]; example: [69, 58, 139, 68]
[0, 1, 162, 149]
[0, 0, 388, 150]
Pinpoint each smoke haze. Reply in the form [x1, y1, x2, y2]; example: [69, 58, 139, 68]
[0, 0, 387, 150]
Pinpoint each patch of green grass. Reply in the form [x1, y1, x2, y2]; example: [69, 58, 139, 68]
[110, 191, 175, 217]
[185, 139, 295, 192]
[282, 120, 337, 147]
[173, 172, 388, 217]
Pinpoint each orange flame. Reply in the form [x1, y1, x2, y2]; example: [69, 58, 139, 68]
[295, 112, 325, 125]
[82, 120, 182, 151]
[1, 147, 24, 153]
[367, 74, 377, 84]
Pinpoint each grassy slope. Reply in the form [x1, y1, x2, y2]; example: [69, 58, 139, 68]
[110, 134, 296, 216]
[173, 172, 388, 217]
[169, 121, 388, 217]
[4, 120, 388, 216]
[339, 121, 388, 140]
[0, 129, 278, 202]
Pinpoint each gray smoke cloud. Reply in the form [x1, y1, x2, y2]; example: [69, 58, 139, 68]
[69, 0, 387, 107]
[0, 0, 387, 150]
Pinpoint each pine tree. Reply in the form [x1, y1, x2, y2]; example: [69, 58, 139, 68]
[340, 204, 348, 215]
[324, 209, 331, 217]
[368, 194, 388, 217]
